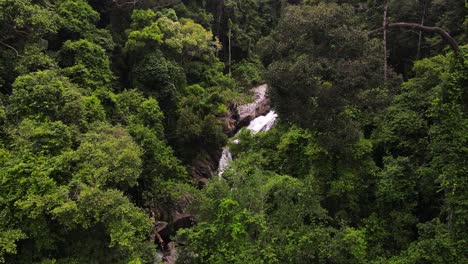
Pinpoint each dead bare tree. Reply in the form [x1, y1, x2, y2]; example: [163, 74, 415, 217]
[383, 0, 388, 83]
[417, 0, 428, 59]
[112, 0, 178, 9]
[372, 0, 461, 82]
[112, 0, 140, 8]
[369, 23, 460, 55]
[0, 40, 23, 57]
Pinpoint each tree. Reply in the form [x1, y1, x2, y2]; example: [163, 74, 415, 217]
[57, 0, 100, 35]
[126, 9, 221, 64]
[1, 150, 154, 262]
[59, 39, 114, 91]
[369, 46, 467, 259]
[1, 1, 466, 262]
[0, 0, 60, 51]
[51, 186, 154, 263]
[0, 0, 60, 91]
[14, 44, 57, 75]
[0, 98, 6, 144]
[7, 70, 105, 128]
[374, 157, 420, 252]
[127, 123, 190, 209]
[131, 50, 183, 114]
[57, 0, 116, 51]
[175, 84, 227, 160]
[9, 118, 73, 156]
[383, 0, 388, 82]
[388, 219, 467, 264]
[259, 3, 387, 154]
[199, 0, 281, 63]
[428, 48, 467, 238]
[370, 23, 461, 56]
[73, 124, 143, 191]
[176, 198, 276, 264]
[7, 70, 82, 124]
[365, 0, 466, 77]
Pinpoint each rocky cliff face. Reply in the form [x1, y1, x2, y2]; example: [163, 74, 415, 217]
[237, 84, 271, 127]
[224, 84, 271, 136]
[190, 150, 221, 187]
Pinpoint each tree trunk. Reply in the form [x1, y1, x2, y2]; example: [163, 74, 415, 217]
[417, 0, 428, 59]
[228, 28, 232, 74]
[215, 0, 225, 57]
[383, 0, 389, 83]
[216, 0, 225, 39]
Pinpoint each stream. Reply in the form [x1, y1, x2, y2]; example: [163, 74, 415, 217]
[218, 110, 278, 177]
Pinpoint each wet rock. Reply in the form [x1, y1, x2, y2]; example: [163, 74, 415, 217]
[223, 84, 271, 136]
[222, 103, 239, 136]
[173, 212, 194, 230]
[236, 84, 271, 128]
[172, 194, 195, 230]
[156, 192, 195, 243]
[162, 242, 177, 264]
[190, 152, 218, 186]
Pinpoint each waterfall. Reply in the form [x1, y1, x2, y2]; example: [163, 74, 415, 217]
[218, 147, 233, 177]
[218, 110, 278, 177]
[246, 111, 278, 133]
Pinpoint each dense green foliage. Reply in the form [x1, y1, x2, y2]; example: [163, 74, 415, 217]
[177, 48, 467, 263]
[0, 0, 466, 263]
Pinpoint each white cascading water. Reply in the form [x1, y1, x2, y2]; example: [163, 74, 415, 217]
[218, 110, 277, 177]
[246, 110, 278, 133]
[218, 147, 233, 177]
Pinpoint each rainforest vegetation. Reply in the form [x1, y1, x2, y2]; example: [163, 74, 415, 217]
[0, 0, 466, 263]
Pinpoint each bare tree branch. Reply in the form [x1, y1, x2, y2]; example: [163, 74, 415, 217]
[112, 0, 179, 9]
[112, 0, 139, 8]
[0, 41, 23, 57]
[369, 22, 460, 55]
[417, 0, 428, 59]
[383, 0, 388, 83]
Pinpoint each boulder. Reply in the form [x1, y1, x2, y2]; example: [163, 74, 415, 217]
[236, 84, 271, 128]
[222, 84, 271, 136]
[162, 242, 177, 264]
[190, 152, 218, 186]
